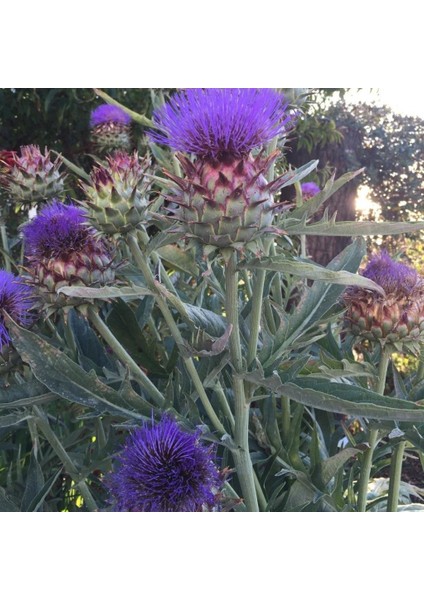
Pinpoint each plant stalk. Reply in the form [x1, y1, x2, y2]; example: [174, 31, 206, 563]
[126, 234, 226, 436]
[87, 305, 166, 409]
[33, 407, 98, 512]
[386, 439, 407, 512]
[357, 346, 391, 512]
[225, 249, 259, 512]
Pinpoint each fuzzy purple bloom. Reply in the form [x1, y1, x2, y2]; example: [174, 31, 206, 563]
[107, 416, 221, 512]
[362, 251, 418, 296]
[301, 181, 320, 200]
[0, 271, 36, 349]
[90, 104, 131, 127]
[22, 201, 94, 260]
[149, 88, 291, 159]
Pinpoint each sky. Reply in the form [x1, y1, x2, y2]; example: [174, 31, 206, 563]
[343, 88, 424, 119]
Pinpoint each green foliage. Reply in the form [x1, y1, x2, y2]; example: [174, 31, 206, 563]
[0, 88, 423, 512]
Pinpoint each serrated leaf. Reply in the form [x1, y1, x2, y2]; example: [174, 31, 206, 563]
[59, 284, 153, 300]
[285, 219, 424, 237]
[244, 255, 384, 294]
[321, 447, 362, 487]
[289, 168, 365, 220]
[246, 370, 424, 422]
[259, 239, 367, 369]
[6, 316, 147, 419]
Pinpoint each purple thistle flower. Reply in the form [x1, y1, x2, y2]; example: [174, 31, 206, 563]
[90, 104, 131, 127]
[107, 416, 221, 512]
[362, 251, 418, 296]
[301, 181, 320, 200]
[0, 271, 37, 349]
[149, 88, 291, 159]
[23, 201, 95, 260]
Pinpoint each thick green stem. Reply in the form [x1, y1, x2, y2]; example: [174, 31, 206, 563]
[280, 396, 291, 445]
[294, 181, 307, 259]
[387, 440, 407, 512]
[225, 249, 259, 512]
[247, 238, 273, 369]
[137, 229, 178, 296]
[33, 407, 98, 512]
[127, 234, 226, 436]
[0, 220, 12, 272]
[87, 305, 166, 409]
[357, 347, 391, 512]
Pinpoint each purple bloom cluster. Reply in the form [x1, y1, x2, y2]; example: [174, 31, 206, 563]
[22, 201, 93, 261]
[301, 181, 320, 200]
[107, 416, 221, 512]
[362, 251, 419, 296]
[90, 104, 131, 127]
[0, 271, 36, 349]
[149, 88, 291, 159]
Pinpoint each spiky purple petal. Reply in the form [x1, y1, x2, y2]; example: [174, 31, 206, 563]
[301, 181, 320, 200]
[22, 201, 96, 260]
[0, 271, 37, 349]
[90, 104, 131, 127]
[149, 88, 291, 159]
[107, 416, 221, 512]
[362, 251, 418, 296]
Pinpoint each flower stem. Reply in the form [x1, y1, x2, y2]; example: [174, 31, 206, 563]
[87, 305, 166, 409]
[386, 439, 407, 512]
[247, 238, 273, 369]
[126, 234, 226, 436]
[225, 249, 259, 512]
[0, 210, 12, 272]
[357, 346, 391, 512]
[33, 406, 98, 512]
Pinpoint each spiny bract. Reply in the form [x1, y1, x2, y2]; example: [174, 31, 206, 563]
[90, 104, 133, 155]
[22, 201, 116, 312]
[0, 145, 65, 205]
[149, 88, 294, 248]
[344, 251, 424, 353]
[81, 151, 152, 235]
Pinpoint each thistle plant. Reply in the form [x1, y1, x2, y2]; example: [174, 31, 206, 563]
[344, 251, 424, 353]
[344, 251, 424, 511]
[90, 104, 133, 155]
[0, 145, 65, 206]
[300, 181, 320, 200]
[22, 200, 116, 313]
[106, 416, 221, 512]
[81, 151, 152, 235]
[149, 88, 293, 249]
[2, 88, 424, 514]
[0, 270, 36, 366]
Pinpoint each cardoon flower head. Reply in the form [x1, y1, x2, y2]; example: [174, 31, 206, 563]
[23, 200, 115, 310]
[107, 416, 221, 512]
[149, 88, 291, 159]
[149, 88, 298, 248]
[0, 145, 65, 205]
[301, 181, 320, 200]
[90, 104, 132, 127]
[344, 251, 424, 351]
[0, 270, 36, 351]
[81, 150, 152, 235]
[90, 104, 132, 155]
